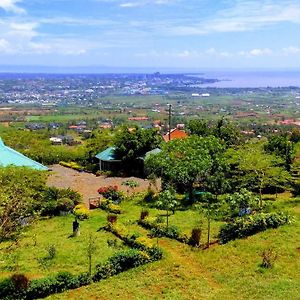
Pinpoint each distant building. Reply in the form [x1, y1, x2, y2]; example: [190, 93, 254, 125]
[0, 138, 48, 171]
[176, 123, 185, 130]
[163, 128, 188, 142]
[128, 117, 149, 121]
[50, 137, 63, 145]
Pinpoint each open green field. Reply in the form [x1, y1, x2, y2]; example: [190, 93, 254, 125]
[1, 192, 300, 299]
[0, 210, 128, 280]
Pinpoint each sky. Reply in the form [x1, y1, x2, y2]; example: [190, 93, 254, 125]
[0, 0, 300, 69]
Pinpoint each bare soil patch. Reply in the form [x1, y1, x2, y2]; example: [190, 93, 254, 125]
[47, 164, 157, 205]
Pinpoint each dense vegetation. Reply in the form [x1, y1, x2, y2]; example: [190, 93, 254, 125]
[1, 114, 300, 299]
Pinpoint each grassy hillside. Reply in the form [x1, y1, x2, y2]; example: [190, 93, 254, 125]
[1, 192, 299, 299]
[45, 193, 300, 300]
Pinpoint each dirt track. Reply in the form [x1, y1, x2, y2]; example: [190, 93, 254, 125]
[47, 165, 157, 205]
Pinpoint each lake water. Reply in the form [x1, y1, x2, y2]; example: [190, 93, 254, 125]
[198, 70, 300, 88]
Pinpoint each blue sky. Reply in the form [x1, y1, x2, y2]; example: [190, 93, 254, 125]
[0, 0, 300, 69]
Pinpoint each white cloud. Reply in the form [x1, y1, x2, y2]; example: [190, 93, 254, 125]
[282, 46, 300, 55]
[239, 48, 273, 57]
[162, 0, 300, 36]
[120, 0, 176, 8]
[0, 0, 25, 14]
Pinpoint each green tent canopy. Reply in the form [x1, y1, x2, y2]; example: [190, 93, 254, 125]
[0, 138, 48, 171]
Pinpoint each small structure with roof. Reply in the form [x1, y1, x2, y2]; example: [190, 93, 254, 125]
[163, 128, 188, 142]
[0, 138, 48, 171]
[95, 147, 122, 171]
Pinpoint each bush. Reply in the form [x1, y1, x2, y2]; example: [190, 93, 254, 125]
[73, 204, 89, 220]
[189, 227, 202, 247]
[140, 210, 149, 220]
[108, 203, 122, 214]
[219, 212, 292, 244]
[97, 186, 123, 203]
[107, 214, 118, 224]
[138, 218, 189, 243]
[261, 248, 278, 269]
[99, 199, 122, 214]
[46, 245, 57, 260]
[93, 248, 162, 282]
[0, 277, 16, 299]
[41, 187, 82, 216]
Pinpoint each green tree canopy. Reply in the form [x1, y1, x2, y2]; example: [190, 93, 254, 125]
[226, 143, 289, 205]
[114, 126, 162, 162]
[0, 167, 47, 241]
[264, 135, 294, 171]
[188, 118, 241, 147]
[145, 135, 227, 196]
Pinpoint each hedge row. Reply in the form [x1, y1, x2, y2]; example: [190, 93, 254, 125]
[0, 272, 91, 300]
[103, 222, 163, 256]
[219, 212, 292, 244]
[138, 218, 189, 244]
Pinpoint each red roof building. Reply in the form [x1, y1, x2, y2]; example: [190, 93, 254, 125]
[163, 128, 188, 142]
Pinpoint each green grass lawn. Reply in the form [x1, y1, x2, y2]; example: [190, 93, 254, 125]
[1, 193, 300, 299]
[0, 210, 129, 280]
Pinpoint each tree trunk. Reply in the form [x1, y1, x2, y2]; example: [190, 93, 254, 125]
[259, 187, 262, 207]
[166, 210, 169, 230]
[207, 211, 211, 248]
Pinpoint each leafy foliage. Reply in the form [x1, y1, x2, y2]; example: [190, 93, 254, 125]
[114, 126, 162, 162]
[225, 189, 259, 218]
[264, 135, 294, 170]
[146, 135, 226, 195]
[98, 186, 123, 203]
[0, 167, 47, 241]
[219, 212, 292, 244]
[41, 187, 82, 216]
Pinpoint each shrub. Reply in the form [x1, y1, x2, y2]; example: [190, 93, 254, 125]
[46, 244, 57, 260]
[139, 218, 188, 243]
[108, 203, 122, 214]
[219, 212, 292, 244]
[0, 277, 16, 299]
[140, 210, 149, 220]
[73, 204, 89, 220]
[97, 186, 123, 202]
[41, 187, 82, 216]
[93, 248, 160, 282]
[107, 214, 118, 224]
[11, 274, 29, 290]
[261, 248, 278, 269]
[189, 227, 202, 247]
[99, 199, 122, 214]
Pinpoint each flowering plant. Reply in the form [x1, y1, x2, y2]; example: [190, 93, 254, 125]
[97, 185, 122, 202]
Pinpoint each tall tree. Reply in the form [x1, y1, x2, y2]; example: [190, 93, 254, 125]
[145, 135, 226, 198]
[228, 143, 288, 206]
[114, 126, 162, 163]
[264, 135, 294, 171]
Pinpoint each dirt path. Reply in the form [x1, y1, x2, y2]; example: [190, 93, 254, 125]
[47, 165, 156, 205]
[158, 238, 222, 290]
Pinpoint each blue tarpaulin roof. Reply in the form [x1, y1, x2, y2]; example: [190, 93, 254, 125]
[0, 138, 48, 171]
[95, 147, 121, 162]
